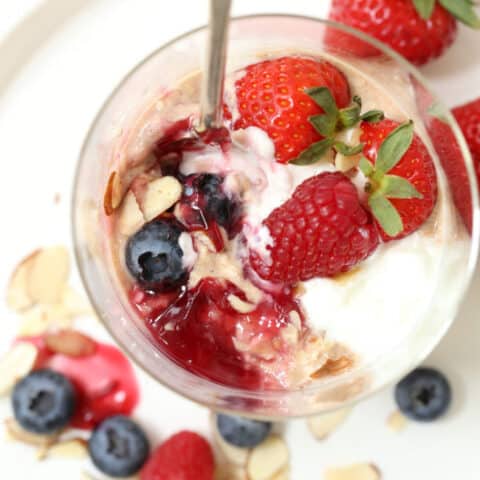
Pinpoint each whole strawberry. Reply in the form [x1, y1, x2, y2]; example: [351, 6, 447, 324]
[233, 56, 351, 163]
[326, 0, 480, 66]
[250, 172, 379, 283]
[453, 97, 480, 189]
[360, 119, 437, 240]
[141, 431, 214, 480]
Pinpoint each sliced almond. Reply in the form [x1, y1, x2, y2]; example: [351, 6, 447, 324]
[215, 465, 248, 480]
[0, 343, 38, 396]
[140, 176, 182, 221]
[6, 250, 39, 312]
[4, 418, 59, 447]
[247, 436, 289, 480]
[27, 246, 70, 304]
[104, 171, 122, 215]
[307, 407, 352, 440]
[228, 294, 256, 314]
[118, 191, 145, 235]
[271, 468, 290, 480]
[324, 463, 381, 480]
[61, 286, 92, 317]
[335, 152, 361, 172]
[19, 304, 73, 336]
[45, 330, 96, 357]
[387, 410, 408, 433]
[44, 438, 88, 459]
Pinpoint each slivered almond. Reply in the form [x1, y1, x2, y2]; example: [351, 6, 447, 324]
[6, 250, 39, 312]
[118, 191, 145, 235]
[272, 468, 290, 480]
[307, 407, 351, 440]
[141, 176, 182, 221]
[43, 438, 88, 459]
[4, 418, 59, 447]
[247, 436, 289, 480]
[387, 410, 408, 433]
[19, 304, 74, 336]
[45, 330, 96, 357]
[228, 294, 256, 314]
[27, 246, 70, 304]
[0, 343, 38, 396]
[104, 171, 123, 215]
[324, 464, 381, 480]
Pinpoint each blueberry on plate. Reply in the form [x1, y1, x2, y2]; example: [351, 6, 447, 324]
[395, 367, 451, 422]
[194, 174, 240, 230]
[216, 414, 272, 448]
[88, 415, 150, 478]
[12, 369, 75, 434]
[126, 219, 187, 291]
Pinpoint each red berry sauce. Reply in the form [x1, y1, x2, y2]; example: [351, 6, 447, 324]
[16, 335, 139, 430]
[130, 279, 303, 390]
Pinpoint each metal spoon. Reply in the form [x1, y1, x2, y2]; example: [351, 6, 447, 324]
[197, 0, 232, 132]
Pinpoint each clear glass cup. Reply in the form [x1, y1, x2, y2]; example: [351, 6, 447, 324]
[73, 14, 479, 418]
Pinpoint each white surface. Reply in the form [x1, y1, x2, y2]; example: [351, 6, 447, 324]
[0, 1, 479, 479]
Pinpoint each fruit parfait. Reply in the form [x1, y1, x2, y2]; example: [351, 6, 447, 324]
[76, 16, 475, 415]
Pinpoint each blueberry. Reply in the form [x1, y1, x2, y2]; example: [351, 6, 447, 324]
[194, 174, 240, 230]
[216, 414, 272, 448]
[395, 367, 451, 422]
[88, 415, 150, 478]
[12, 369, 75, 434]
[126, 219, 187, 291]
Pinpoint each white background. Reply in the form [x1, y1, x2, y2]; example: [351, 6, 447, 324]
[0, 1, 479, 479]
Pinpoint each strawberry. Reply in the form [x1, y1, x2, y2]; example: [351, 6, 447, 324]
[360, 119, 437, 240]
[326, 0, 480, 66]
[453, 97, 480, 189]
[233, 56, 351, 163]
[141, 431, 214, 480]
[249, 172, 379, 283]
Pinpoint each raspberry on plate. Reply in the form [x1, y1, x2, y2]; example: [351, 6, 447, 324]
[250, 172, 380, 283]
[141, 431, 214, 480]
[233, 56, 351, 164]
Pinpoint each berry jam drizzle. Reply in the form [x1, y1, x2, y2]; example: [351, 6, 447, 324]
[130, 278, 303, 390]
[17, 336, 139, 430]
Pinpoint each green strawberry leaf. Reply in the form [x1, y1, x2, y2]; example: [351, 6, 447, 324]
[310, 114, 338, 137]
[412, 0, 436, 19]
[334, 141, 364, 156]
[376, 121, 414, 174]
[360, 110, 385, 123]
[381, 174, 423, 199]
[359, 156, 375, 177]
[369, 193, 404, 236]
[338, 104, 362, 129]
[306, 87, 339, 117]
[438, 0, 480, 28]
[290, 138, 335, 165]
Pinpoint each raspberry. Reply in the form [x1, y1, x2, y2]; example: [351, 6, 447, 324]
[141, 431, 214, 480]
[250, 172, 379, 282]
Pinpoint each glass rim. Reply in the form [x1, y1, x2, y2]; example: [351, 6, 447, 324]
[72, 13, 480, 417]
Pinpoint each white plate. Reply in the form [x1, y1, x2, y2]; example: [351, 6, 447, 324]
[0, 1, 479, 479]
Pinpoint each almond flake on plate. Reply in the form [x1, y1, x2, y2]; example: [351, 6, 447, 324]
[307, 407, 352, 440]
[213, 422, 249, 467]
[247, 436, 289, 480]
[27, 246, 70, 304]
[140, 176, 182, 221]
[324, 463, 381, 480]
[271, 468, 290, 480]
[45, 330, 96, 357]
[4, 418, 60, 447]
[18, 303, 74, 336]
[6, 250, 39, 312]
[61, 286, 92, 317]
[387, 410, 408, 432]
[0, 343, 38, 396]
[41, 438, 88, 460]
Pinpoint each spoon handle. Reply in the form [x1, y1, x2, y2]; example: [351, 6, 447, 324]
[198, 0, 232, 131]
